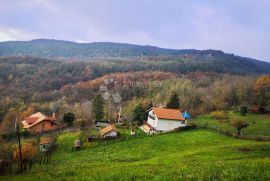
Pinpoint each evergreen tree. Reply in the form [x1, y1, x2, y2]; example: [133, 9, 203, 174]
[167, 93, 180, 109]
[92, 94, 105, 121]
[132, 104, 145, 125]
[63, 112, 75, 126]
[143, 102, 153, 121]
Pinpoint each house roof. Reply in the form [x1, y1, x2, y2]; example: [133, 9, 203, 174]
[143, 121, 156, 131]
[21, 112, 59, 129]
[152, 108, 185, 121]
[39, 137, 54, 145]
[100, 124, 118, 136]
[26, 117, 39, 124]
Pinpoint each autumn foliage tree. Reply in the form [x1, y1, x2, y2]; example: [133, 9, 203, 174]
[255, 75, 270, 107]
[13, 142, 38, 171]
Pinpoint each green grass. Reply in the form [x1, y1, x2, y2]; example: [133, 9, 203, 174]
[2, 129, 270, 180]
[193, 112, 270, 137]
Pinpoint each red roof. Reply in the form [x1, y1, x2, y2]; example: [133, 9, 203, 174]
[100, 125, 118, 136]
[153, 108, 185, 121]
[39, 137, 55, 145]
[44, 116, 57, 121]
[26, 117, 39, 124]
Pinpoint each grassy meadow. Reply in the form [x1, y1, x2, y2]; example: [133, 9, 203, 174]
[2, 129, 270, 180]
[192, 112, 270, 137]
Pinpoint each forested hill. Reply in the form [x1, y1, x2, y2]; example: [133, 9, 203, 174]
[0, 39, 270, 74]
[0, 39, 198, 58]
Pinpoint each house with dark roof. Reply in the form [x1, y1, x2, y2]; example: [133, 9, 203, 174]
[143, 107, 187, 134]
[21, 112, 60, 134]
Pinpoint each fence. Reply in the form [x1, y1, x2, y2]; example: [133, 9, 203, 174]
[197, 124, 270, 142]
[85, 134, 149, 148]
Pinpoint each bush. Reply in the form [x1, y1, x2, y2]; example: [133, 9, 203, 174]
[210, 111, 228, 120]
[251, 107, 267, 114]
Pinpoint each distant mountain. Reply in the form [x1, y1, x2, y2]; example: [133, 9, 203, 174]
[0, 39, 270, 74]
[0, 39, 198, 59]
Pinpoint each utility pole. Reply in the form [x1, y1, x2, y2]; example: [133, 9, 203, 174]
[15, 118, 23, 173]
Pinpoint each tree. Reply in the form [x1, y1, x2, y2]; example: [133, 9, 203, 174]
[143, 102, 153, 121]
[255, 75, 270, 107]
[132, 104, 145, 125]
[240, 106, 247, 116]
[92, 94, 105, 121]
[63, 112, 75, 126]
[0, 111, 19, 134]
[167, 93, 180, 109]
[13, 142, 38, 172]
[231, 119, 249, 135]
[0, 143, 13, 175]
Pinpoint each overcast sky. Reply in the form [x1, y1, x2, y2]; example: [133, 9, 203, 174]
[0, 0, 269, 61]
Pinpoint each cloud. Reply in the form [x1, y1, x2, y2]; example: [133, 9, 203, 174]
[0, 0, 269, 61]
[0, 26, 38, 41]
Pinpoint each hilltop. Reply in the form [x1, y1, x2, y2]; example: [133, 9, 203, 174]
[0, 39, 210, 59]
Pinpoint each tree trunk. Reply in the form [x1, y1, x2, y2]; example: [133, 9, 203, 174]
[237, 129, 241, 136]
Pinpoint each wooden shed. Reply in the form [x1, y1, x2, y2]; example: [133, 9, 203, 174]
[100, 124, 118, 138]
[39, 137, 55, 152]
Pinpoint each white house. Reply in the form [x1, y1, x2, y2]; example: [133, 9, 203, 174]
[143, 107, 187, 134]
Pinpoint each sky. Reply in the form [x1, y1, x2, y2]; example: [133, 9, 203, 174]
[0, 0, 270, 62]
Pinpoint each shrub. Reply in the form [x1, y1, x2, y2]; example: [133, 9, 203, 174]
[210, 111, 228, 120]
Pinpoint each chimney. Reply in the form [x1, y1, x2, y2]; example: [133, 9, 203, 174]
[52, 112, 56, 118]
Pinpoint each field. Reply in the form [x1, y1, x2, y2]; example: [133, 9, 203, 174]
[192, 112, 270, 137]
[2, 129, 270, 180]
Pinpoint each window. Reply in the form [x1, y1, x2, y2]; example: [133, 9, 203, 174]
[51, 122, 53, 126]
[148, 114, 156, 120]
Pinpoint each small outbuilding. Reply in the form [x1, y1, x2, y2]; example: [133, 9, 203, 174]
[39, 137, 55, 152]
[100, 124, 118, 138]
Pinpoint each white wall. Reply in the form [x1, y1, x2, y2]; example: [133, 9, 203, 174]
[156, 119, 186, 131]
[104, 130, 117, 137]
[147, 110, 158, 128]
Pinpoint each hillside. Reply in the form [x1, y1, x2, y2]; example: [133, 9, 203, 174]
[0, 39, 270, 74]
[1, 130, 270, 180]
